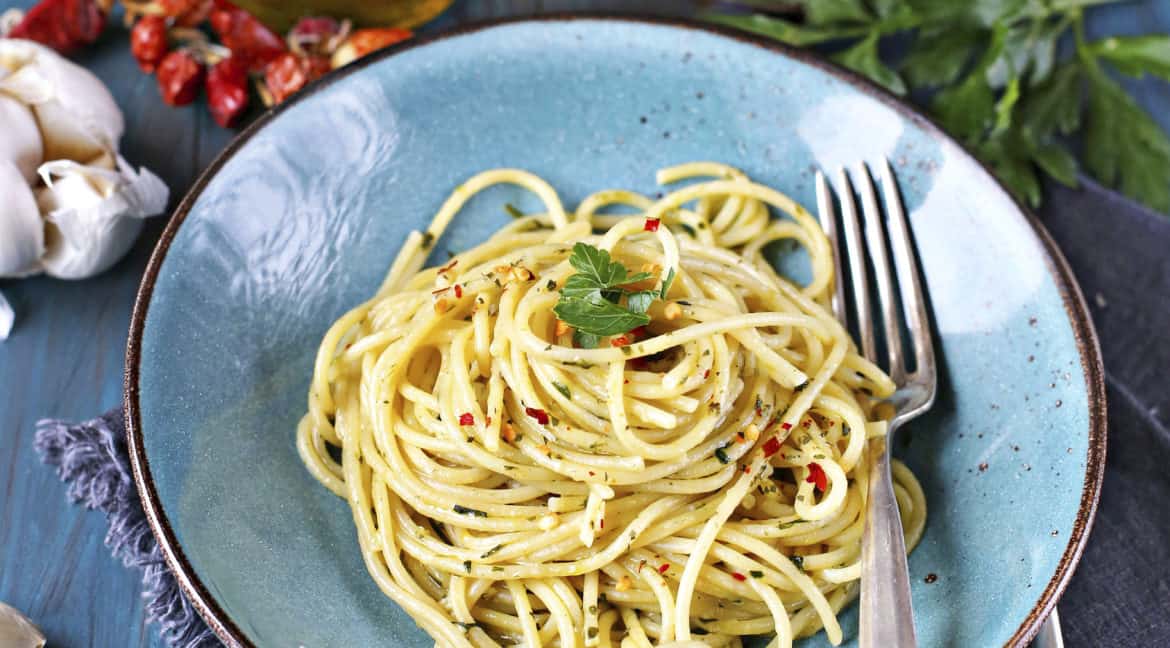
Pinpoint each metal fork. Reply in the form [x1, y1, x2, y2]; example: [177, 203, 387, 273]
[816, 160, 937, 648]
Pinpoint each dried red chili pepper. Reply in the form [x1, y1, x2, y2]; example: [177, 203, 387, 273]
[156, 50, 205, 106]
[331, 27, 412, 68]
[209, 1, 285, 72]
[263, 52, 310, 104]
[130, 16, 169, 73]
[459, 413, 474, 426]
[289, 16, 341, 55]
[643, 218, 661, 232]
[9, 0, 106, 54]
[206, 57, 249, 127]
[805, 462, 828, 492]
[732, 572, 747, 582]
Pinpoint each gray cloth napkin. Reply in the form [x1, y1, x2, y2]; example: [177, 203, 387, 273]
[35, 179, 1170, 647]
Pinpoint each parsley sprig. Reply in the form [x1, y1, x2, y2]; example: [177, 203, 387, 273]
[553, 243, 673, 348]
[708, 0, 1170, 214]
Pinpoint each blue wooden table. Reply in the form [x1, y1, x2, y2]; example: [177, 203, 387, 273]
[1, 1, 1167, 646]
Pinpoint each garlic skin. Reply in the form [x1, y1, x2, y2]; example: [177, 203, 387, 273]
[0, 39, 123, 164]
[0, 601, 46, 648]
[0, 161, 43, 278]
[0, 93, 41, 183]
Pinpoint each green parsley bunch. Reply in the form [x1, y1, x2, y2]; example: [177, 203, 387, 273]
[709, 0, 1170, 213]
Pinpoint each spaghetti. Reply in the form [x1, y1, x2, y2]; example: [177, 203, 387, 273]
[298, 163, 926, 648]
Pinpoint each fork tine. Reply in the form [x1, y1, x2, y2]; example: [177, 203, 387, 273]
[835, 167, 876, 363]
[816, 171, 847, 326]
[853, 162, 906, 383]
[880, 159, 935, 384]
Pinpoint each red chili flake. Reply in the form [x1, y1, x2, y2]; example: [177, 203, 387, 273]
[703, 369, 711, 379]
[610, 335, 632, 347]
[658, 563, 669, 574]
[524, 407, 550, 425]
[623, 379, 630, 384]
[454, 284, 463, 298]
[643, 218, 661, 232]
[458, 413, 474, 426]
[600, 519, 605, 529]
[761, 437, 781, 458]
[629, 325, 649, 338]
[743, 464, 751, 474]
[485, 416, 491, 425]
[732, 572, 747, 582]
[588, 471, 595, 476]
[806, 462, 828, 492]
[781, 422, 793, 431]
[802, 419, 812, 428]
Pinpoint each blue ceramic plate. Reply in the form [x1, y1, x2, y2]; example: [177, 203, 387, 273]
[126, 16, 1105, 648]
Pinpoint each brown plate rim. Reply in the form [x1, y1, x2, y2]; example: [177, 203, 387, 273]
[124, 12, 1108, 648]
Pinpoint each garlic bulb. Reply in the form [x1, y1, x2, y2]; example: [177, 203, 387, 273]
[0, 602, 45, 648]
[0, 37, 168, 340]
[0, 93, 41, 183]
[0, 39, 123, 164]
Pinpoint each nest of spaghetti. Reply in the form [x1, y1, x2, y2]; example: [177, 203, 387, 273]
[299, 163, 925, 648]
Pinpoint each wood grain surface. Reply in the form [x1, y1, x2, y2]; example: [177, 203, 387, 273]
[0, 1, 1166, 646]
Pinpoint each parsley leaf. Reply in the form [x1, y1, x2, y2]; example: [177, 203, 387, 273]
[626, 290, 658, 314]
[573, 330, 601, 349]
[833, 32, 907, 95]
[660, 268, 676, 299]
[555, 243, 660, 340]
[704, 13, 866, 47]
[568, 243, 629, 286]
[1090, 35, 1170, 81]
[1019, 63, 1082, 138]
[804, 0, 872, 26]
[554, 298, 649, 337]
[1085, 67, 1170, 212]
[900, 27, 979, 88]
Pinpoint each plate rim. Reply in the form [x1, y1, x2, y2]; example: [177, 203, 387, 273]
[123, 12, 1108, 648]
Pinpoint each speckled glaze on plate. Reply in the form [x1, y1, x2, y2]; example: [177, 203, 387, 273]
[125, 15, 1106, 648]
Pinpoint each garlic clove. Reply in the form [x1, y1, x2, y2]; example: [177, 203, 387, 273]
[0, 94, 43, 184]
[0, 601, 45, 647]
[0, 39, 123, 164]
[0, 160, 43, 278]
[36, 158, 167, 280]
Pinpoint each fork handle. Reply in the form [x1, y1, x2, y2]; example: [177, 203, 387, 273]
[859, 433, 918, 648]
